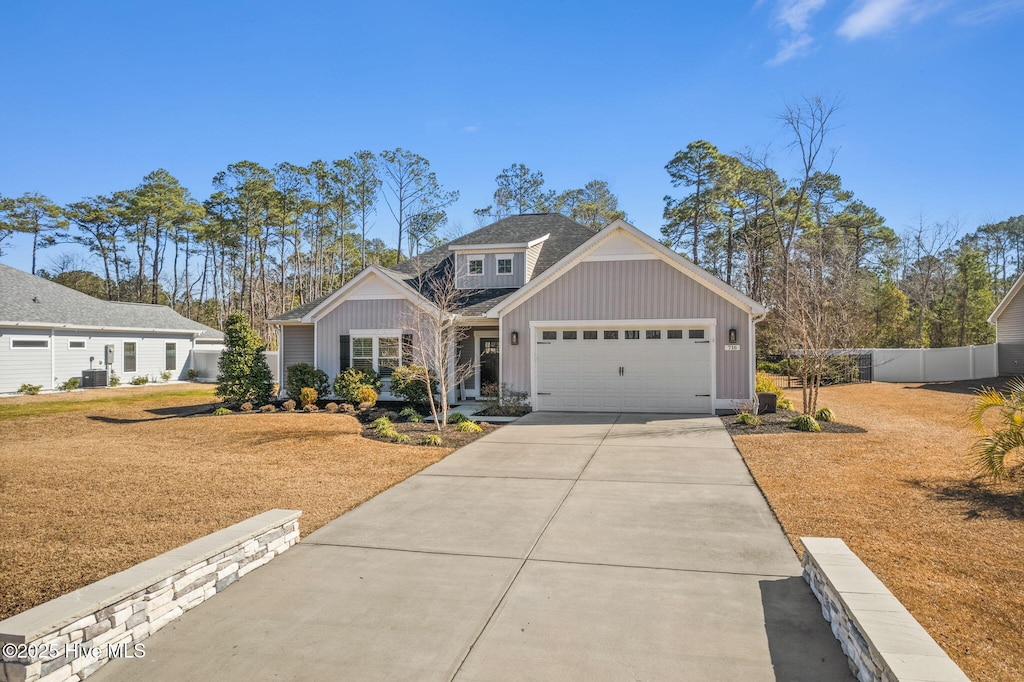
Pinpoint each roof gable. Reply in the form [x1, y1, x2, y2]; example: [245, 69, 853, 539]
[487, 220, 766, 318]
[278, 267, 439, 324]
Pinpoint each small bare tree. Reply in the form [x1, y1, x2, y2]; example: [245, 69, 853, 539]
[403, 266, 475, 429]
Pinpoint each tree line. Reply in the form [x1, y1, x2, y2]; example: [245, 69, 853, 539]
[0, 153, 624, 340]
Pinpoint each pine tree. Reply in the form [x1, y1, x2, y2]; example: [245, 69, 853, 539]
[215, 313, 275, 406]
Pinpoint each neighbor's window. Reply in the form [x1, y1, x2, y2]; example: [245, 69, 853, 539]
[562, 331, 577, 340]
[645, 330, 661, 340]
[352, 337, 373, 370]
[165, 343, 177, 371]
[542, 331, 557, 340]
[625, 330, 640, 340]
[468, 258, 483, 276]
[124, 342, 137, 372]
[603, 330, 618, 340]
[12, 338, 48, 349]
[667, 330, 683, 339]
[688, 329, 705, 339]
[583, 330, 598, 340]
[69, 340, 86, 349]
[497, 257, 513, 275]
[378, 337, 400, 376]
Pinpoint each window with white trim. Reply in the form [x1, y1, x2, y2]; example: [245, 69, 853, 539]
[467, 257, 483, 276]
[351, 335, 403, 376]
[11, 338, 48, 349]
[124, 342, 137, 372]
[496, 255, 513, 275]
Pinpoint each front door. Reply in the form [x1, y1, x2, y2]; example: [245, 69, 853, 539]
[479, 337, 499, 389]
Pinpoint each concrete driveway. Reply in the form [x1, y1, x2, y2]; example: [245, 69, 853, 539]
[95, 412, 851, 681]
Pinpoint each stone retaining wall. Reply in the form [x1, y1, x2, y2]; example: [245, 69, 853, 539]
[801, 537, 969, 682]
[0, 509, 301, 682]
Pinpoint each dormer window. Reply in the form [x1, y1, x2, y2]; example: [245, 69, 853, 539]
[496, 255, 513, 275]
[468, 257, 483, 276]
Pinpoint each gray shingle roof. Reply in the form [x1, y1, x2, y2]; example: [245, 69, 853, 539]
[270, 214, 598, 322]
[0, 263, 223, 339]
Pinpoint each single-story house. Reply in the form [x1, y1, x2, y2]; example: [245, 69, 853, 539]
[0, 263, 223, 393]
[269, 215, 766, 413]
[989, 271, 1024, 375]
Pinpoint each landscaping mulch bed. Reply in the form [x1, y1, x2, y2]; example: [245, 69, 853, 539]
[732, 381, 1024, 682]
[722, 408, 865, 435]
[355, 406, 502, 448]
[0, 385, 481, 622]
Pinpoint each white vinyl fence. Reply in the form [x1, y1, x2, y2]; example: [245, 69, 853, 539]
[190, 348, 280, 384]
[868, 345, 998, 383]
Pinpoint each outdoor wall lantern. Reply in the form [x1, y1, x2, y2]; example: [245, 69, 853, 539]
[511, 331, 519, 345]
[728, 328, 738, 344]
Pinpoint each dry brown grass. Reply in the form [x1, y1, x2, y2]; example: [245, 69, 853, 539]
[733, 381, 1024, 682]
[0, 385, 456, 621]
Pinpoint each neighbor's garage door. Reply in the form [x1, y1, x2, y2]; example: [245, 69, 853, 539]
[533, 324, 712, 413]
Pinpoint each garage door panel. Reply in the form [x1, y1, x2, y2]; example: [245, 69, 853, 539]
[533, 325, 713, 414]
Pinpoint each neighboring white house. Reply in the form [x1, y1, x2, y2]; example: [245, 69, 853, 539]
[0, 263, 223, 393]
[989, 270, 1024, 376]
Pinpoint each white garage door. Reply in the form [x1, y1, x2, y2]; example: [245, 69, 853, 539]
[533, 324, 713, 413]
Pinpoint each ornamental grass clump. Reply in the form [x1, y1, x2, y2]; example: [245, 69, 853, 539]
[815, 407, 836, 422]
[788, 414, 821, 432]
[455, 420, 482, 433]
[735, 412, 762, 426]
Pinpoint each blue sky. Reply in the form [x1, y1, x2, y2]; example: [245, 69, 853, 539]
[2, 0, 1022, 273]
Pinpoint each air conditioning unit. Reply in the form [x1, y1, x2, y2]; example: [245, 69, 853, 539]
[81, 369, 109, 388]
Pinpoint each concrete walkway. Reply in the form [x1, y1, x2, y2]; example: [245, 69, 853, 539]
[95, 412, 851, 681]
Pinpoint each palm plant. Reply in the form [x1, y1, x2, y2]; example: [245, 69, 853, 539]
[967, 377, 1024, 480]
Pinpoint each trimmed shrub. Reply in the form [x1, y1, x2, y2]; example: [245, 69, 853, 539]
[303, 403, 319, 412]
[160, 370, 172, 382]
[216, 313, 274, 407]
[259, 404, 277, 413]
[735, 412, 762, 426]
[333, 368, 382, 403]
[389, 364, 437, 407]
[286, 363, 329, 402]
[212, 407, 233, 416]
[788, 414, 822, 432]
[18, 384, 42, 395]
[282, 399, 297, 412]
[298, 387, 318, 409]
[187, 368, 200, 381]
[59, 377, 81, 391]
[455, 420, 482, 433]
[755, 372, 784, 398]
[815, 407, 836, 422]
[447, 412, 470, 424]
[479, 382, 532, 416]
[325, 402, 339, 413]
[130, 375, 149, 385]
[240, 402, 254, 412]
[355, 386, 378, 408]
[421, 434, 443, 446]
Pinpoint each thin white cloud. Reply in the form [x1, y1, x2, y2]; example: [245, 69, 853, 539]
[766, 34, 815, 65]
[836, 0, 942, 40]
[464, 125, 480, 133]
[955, 0, 1024, 25]
[776, 0, 828, 30]
[765, 0, 827, 66]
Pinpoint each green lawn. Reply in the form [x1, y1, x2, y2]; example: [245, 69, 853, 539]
[0, 384, 216, 420]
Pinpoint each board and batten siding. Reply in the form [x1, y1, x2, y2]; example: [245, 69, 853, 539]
[314, 299, 413, 381]
[454, 251, 525, 289]
[996, 288, 1024, 375]
[499, 259, 752, 401]
[525, 242, 544, 282]
[281, 325, 315, 371]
